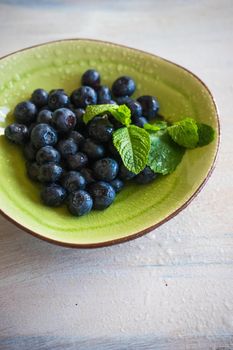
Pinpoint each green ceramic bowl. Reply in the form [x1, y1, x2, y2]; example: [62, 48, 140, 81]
[0, 39, 219, 248]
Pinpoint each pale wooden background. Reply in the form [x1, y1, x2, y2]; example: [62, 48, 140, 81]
[0, 1, 233, 349]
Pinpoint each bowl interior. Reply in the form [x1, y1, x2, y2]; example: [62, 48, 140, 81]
[0, 39, 219, 246]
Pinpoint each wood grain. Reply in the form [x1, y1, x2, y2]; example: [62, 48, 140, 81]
[0, 1, 233, 349]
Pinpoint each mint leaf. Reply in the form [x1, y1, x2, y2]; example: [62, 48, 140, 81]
[111, 104, 131, 126]
[83, 104, 131, 126]
[113, 125, 150, 174]
[197, 123, 215, 146]
[148, 131, 185, 175]
[144, 121, 167, 132]
[167, 117, 198, 149]
[83, 104, 118, 124]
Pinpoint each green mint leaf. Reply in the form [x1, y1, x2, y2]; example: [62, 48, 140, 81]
[83, 104, 131, 126]
[148, 131, 185, 175]
[111, 104, 131, 126]
[113, 125, 150, 174]
[167, 117, 199, 149]
[144, 121, 167, 132]
[83, 104, 118, 124]
[197, 123, 215, 146]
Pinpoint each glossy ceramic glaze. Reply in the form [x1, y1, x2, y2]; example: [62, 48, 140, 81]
[0, 39, 219, 247]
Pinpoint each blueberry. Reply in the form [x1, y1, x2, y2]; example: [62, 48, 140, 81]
[119, 164, 136, 180]
[109, 178, 124, 193]
[71, 86, 97, 108]
[26, 161, 40, 181]
[88, 116, 114, 143]
[81, 138, 105, 160]
[93, 158, 119, 182]
[48, 90, 69, 111]
[99, 99, 117, 105]
[114, 96, 131, 105]
[125, 100, 142, 118]
[62, 171, 86, 193]
[38, 162, 63, 183]
[97, 85, 111, 103]
[80, 168, 95, 184]
[57, 138, 78, 158]
[137, 95, 159, 120]
[68, 131, 85, 146]
[37, 109, 53, 124]
[108, 115, 122, 130]
[108, 140, 121, 160]
[135, 166, 157, 184]
[72, 108, 86, 132]
[67, 152, 88, 170]
[5, 123, 29, 144]
[23, 142, 37, 161]
[67, 190, 93, 216]
[132, 116, 148, 128]
[81, 69, 101, 89]
[31, 123, 58, 149]
[31, 89, 48, 108]
[112, 76, 136, 97]
[53, 108, 76, 133]
[41, 184, 66, 207]
[36, 146, 61, 165]
[14, 101, 37, 124]
[89, 181, 115, 210]
[28, 122, 37, 137]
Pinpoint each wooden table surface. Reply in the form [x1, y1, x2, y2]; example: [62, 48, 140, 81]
[0, 1, 233, 349]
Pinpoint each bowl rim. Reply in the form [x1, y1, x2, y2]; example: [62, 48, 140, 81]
[0, 38, 220, 249]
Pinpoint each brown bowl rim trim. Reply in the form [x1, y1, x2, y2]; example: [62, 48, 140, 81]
[0, 38, 220, 249]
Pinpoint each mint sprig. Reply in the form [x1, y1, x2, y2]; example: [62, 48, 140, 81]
[113, 125, 150, 174]
[144, 121, 167, 132]
[83, 104, 131, 126]
[148, 131, 185, 175]
[167, 117, 199, 149]
[197, 123, 215, 147]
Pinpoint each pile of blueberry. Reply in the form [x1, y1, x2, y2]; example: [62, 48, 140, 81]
[5, 69, 159, 216]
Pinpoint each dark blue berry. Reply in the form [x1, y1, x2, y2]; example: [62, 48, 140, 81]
[37, 109, 53, 124]
[81, 69, 101, 89]
[28, 122, 37, 136]
[36, 146, 61, 165]
[112, 76, 136, 97]
[68, 131, 85, 146]
[93, 158, 119, 182]
[5, 123, 29, 144]
[31, 89, 48, 108]
[38, 162, 63, 183]
[31, 123, 58, 149]
[114, 96, 131, 105]
[80, 168, 95, 184]
[132, 116, 148, 128]
[137, 95, 159, 120]
[108, 140, 121, 160]
[14, 101, 37, 124]
[99, 99, 117, 105]
[125, 100, 142, 118]
[81, 138, 105, 160]
[57, 138, 78, 158]
[119, 164, 136, 180]
[48, 90, 69, 111]
[88, 116, 114, 143]
[73, 108, 86, 131]
[52, 108, 76, 133]
[108, 115, 122, 130]
[89, 181, 115, 210]
[67, 152, 88, 170]
[26, 161, 40, 181]
[23, 142, 37, 161]
[110, 178, 124, 193]
[41, 184, 66, 207]
[71, 86, 97, 108]
[97, 85, 111, 103]
[62, 171, 86, 193]
[135, 166, 157, 184]
[67, 190, 93, 216]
